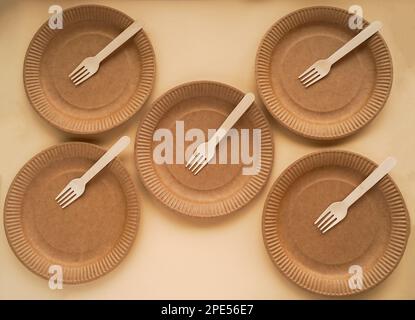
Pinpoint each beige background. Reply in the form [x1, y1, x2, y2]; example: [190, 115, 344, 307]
[0, 0, 414, 299]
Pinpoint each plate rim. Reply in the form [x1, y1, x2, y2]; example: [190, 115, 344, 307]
[135, 80, 274, 217]
[255, 6, 393, 140]
[3, 142, 140, 284]
[262, 150, 410, 296]
[23, 4, 156, 135]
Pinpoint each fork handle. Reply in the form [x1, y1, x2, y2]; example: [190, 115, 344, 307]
[343, 156, 396, 208]
[208, 93, 255, 147]
[95, 21, 142, 62]
[327, 21, 382, 65]
[80, 136, 130, 184]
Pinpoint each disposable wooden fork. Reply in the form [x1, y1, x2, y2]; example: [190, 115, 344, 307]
[314, 156, 396, 234]
[69, 21, 142, 86]
[55, 136, 130, 209]
[185, 93, 255, 175]
[298, 21, 382, 88]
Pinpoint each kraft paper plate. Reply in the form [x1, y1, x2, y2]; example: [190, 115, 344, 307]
[136, 81, 274, 217]
[24, 5, 155, 134]
[256, 6, 393, 140]
[3, 142, 140, 284]
[263, 151, 410, 296]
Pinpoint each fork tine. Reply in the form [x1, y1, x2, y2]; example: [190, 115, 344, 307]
[57, 189, 75, 206]
[61, 193, 79, 209]
[319, 215, 337, 231]
[59, 192, 75, 207]
[187, 152, 199, 170]
[74, 71, 93, 86]
[188, 153, 204, 171]
[299, 69, 318, 82]
[57, 188, 73, 204]
[305, 74, 323, 88]
[69, 64, 84, 78]
[186, 152, 197, 168]
[193, 159, 208, 175]
[302, 73, 321, 87]
[69, 67, 86, 81]
[55, 184, 71, 201]
[71, 68, 88, 83]
[192, 155, 206, 171]
[298, 65, 315, 79]
[191, 158, 205, 174]
[314, 207, 331, 225]
[71, 68, 89, 82]
[321, 217, 338, 233]
[316, 212, 334, 229]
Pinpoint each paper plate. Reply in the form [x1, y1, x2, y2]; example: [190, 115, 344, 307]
[24, 5, 155, 134]
[3, 142, 140, 284]
[256, 6, 393, 140]
[263, 151, 410, 296]
[136, 81, 274, 217]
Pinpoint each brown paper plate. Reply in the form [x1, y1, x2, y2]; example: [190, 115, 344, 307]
[3, 142, 140, 284]
[256, 6, 393, 140]
[24, 5, 155, 134]
[136, 81, 274, 217]
[263, 151, 410, 296]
